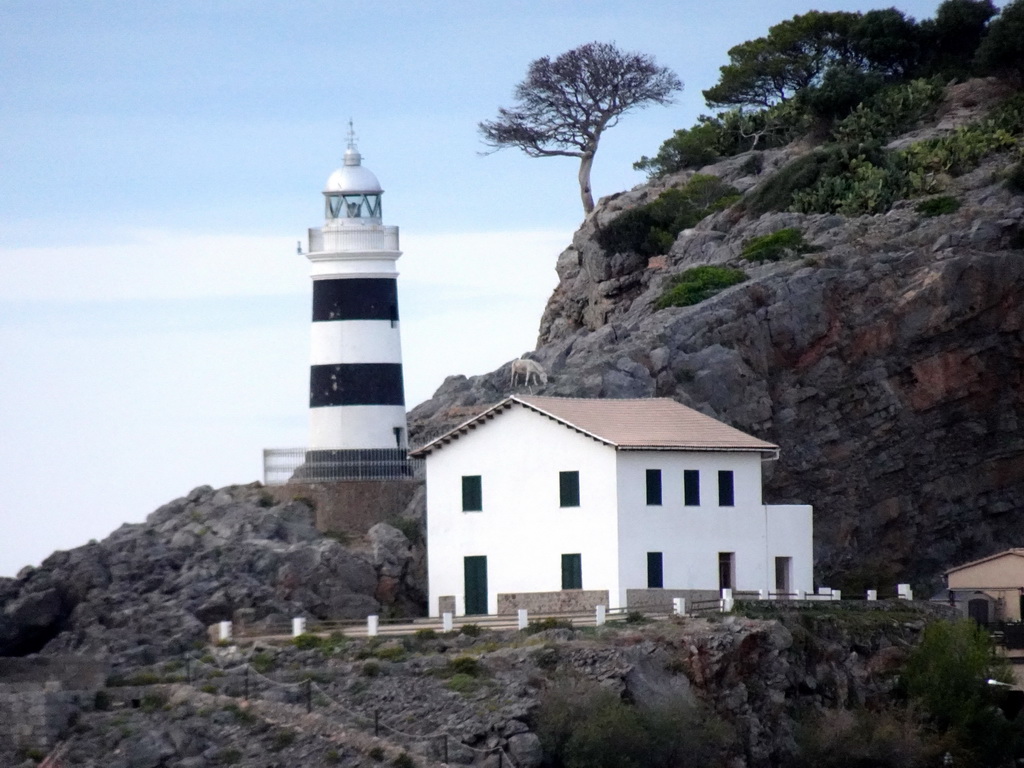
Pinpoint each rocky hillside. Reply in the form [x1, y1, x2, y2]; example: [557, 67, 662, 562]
[0, 484, 424, 662]
[409, 82, 1024, 590]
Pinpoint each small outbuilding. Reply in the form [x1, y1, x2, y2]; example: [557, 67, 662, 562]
[945, 549, 1024, 624]
[411, 395, 813, 616]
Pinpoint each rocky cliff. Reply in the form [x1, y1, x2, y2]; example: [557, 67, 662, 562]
[409, 89, 1024, 590]
[0, 484, 424, 662]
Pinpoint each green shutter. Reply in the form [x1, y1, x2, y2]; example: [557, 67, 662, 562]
[561, 554, 582, 589]
[464, 556, 488, 615]
[559, 471, 580, 507]
[646, 469, 662, 505]
[462, 475, 482, 511]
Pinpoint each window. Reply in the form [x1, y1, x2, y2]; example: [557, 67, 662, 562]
[775, 556, 792, 595]
[718, 470, 735, 506]
[683, 470, 700, 506]
[561, 554, 582, 590]
[647, 552, 664, 588]
[718, 552, 734, 591]
[461, 475, 482, 511]
[646, 469, 662, 505]
[559, 471, 580, 507]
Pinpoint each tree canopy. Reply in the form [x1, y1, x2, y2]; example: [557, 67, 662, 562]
[479, 41, 682, 215]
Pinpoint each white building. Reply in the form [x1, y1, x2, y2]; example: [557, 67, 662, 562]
[411, 395, 813, 616]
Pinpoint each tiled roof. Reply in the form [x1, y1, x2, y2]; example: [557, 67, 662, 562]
[410, 395, 778, 456]
[945, 548, 1024, 575]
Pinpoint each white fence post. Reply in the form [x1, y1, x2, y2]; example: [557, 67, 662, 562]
[292, 617, 306, 637]
[720, 588, 734, 613]
[866, 589, 877, 601]
[898, 583, 913, 600]
[218, 621, 232, 642]
[367, 615, 379, 637]
[758, 589, 766, 600]
[672, 597, 687, 616]
[517, 609, 529, 631]
[442, 612, 453, 632]
[596, 605, 607, 626]
[817, 587, 832, 600]
[831, 589, 841, 602]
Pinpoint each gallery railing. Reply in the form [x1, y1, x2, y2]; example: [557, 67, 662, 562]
[263, 448, 424, 485]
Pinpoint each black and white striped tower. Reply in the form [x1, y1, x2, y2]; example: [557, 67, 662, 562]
[304, 125, 408, 471]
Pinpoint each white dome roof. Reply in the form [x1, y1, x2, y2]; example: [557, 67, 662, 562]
[324, 146, 383, 194]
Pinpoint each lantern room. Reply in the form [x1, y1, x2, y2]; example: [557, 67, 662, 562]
[324, 130, 383, 222]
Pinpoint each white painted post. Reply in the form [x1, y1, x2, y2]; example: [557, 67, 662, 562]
[218, 621, 232, 642]
[517, 609, 529, 631]
[817, 587, 832, 600]
[673, 597, 687, 616]
[758, 589, 766, 601]
[367, 615, 379, 637]
[867, 589, 877, 601]
[832, 589, 841, 602]
[898, 583, 913, 600]
[596, 605, 607, 626]
[292, 617, 306, 637]
[720, 588, 734, 613]
[442, 612, 453, 632]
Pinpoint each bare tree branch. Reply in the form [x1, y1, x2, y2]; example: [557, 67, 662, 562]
[479, 41, 682, 215]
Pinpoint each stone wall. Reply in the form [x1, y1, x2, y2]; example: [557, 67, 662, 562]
[626, 588, 720, 611]
[269, 479, 422, 535]
[497, 590, 609, 614]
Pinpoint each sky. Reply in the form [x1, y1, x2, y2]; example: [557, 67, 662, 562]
[0, 0, 950, 577]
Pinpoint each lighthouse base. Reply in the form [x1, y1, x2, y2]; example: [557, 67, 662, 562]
[292, 448, 417, 482]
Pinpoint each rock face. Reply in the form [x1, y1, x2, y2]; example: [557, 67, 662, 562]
[409, 140, 1024, 589]
[0, 484, 422, 661]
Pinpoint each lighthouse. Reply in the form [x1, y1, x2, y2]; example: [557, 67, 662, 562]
[303, 126, 409, 477]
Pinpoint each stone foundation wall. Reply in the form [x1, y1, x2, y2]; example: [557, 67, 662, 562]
[626, 588, 722, 611]
[497, 590, 610, 615]
[269, 480, 423, 535]
[0, 687, 81, 754]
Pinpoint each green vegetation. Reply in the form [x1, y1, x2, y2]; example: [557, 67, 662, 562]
[523, 617, 575, 635]
[446, 655, 483, 677]
[270, 728, 297, 752]
[655, 266, 747, 309]
[361, 660, 381, 677]
[291, 630, 347, 653]
[218, 748, 243, 765]
[536, 678, 734, 768]
[251, 651, 276, 673]
[368, 746, 385, 761]
[741, 229, 814, 262]
[597, 175, 739, 257]
[459, 623, 482, 637]
[392, 753, 415, 768]
[915, 196, 961, 216]
[792, 707, 942, 768]
[445, 673, 481, 694]
[413, 627, 438, 641]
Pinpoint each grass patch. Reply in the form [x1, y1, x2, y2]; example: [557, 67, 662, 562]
[523, 617, 574, 636]
[656, 265, 747, 309]
[446, 673, 481, 694]
[915, 196, 960, 217]
[741, 228, 813, 262]
[269, 729, 296, 752]
[459, 624, 482, 638]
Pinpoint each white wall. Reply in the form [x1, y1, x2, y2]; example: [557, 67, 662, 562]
[425, 406, 619, 615]
[765, 504, 814, 595]
[614, 450, 789, 603]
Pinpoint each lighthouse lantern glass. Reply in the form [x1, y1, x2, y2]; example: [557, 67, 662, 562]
[326, 193, 382, 220]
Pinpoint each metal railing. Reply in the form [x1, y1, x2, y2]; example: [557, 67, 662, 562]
[308, 225, 399, 254]
[263, 448, 424, 485]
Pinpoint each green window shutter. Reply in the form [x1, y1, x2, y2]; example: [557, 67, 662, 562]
[647, 552, 664, 588]
[684, 470, 700, 506]
[462, 475, 482, 511]
[717, 470, 734, 507]
[561, 554, 582, 589]
[559, 471, 580, 507]
[646, 469, 662, 505]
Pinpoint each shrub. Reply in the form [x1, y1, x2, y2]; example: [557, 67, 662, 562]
[1006, 162, 1024, 195]
[446, 673, 480, 693]
[414, 628, 438, 641]
[459, 623, 482, 637]
[447, 655, 483, 676]
[292, 633, 321, 650]
[597, 175, 740, 257]
[523, 617, 574, 635]
[536, 678, 734, 768]
[741, 228, 812, 262]
[392, 753, 415, 768]
[374, 646, 406, 662]
[251, 652, 275, 673]
[624, 611, 650, 625]
[634, 121, 723, 176]
[270, 729, 296, 751]
[368, 746, 385, 761]
[791, 707, 942, 768]
[743, 145, 860, 215]
[915, 196, 961, 216]
[655, 266, 748, 309]
[362, 661, 381, 677]
[831, 78, 944, 145]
